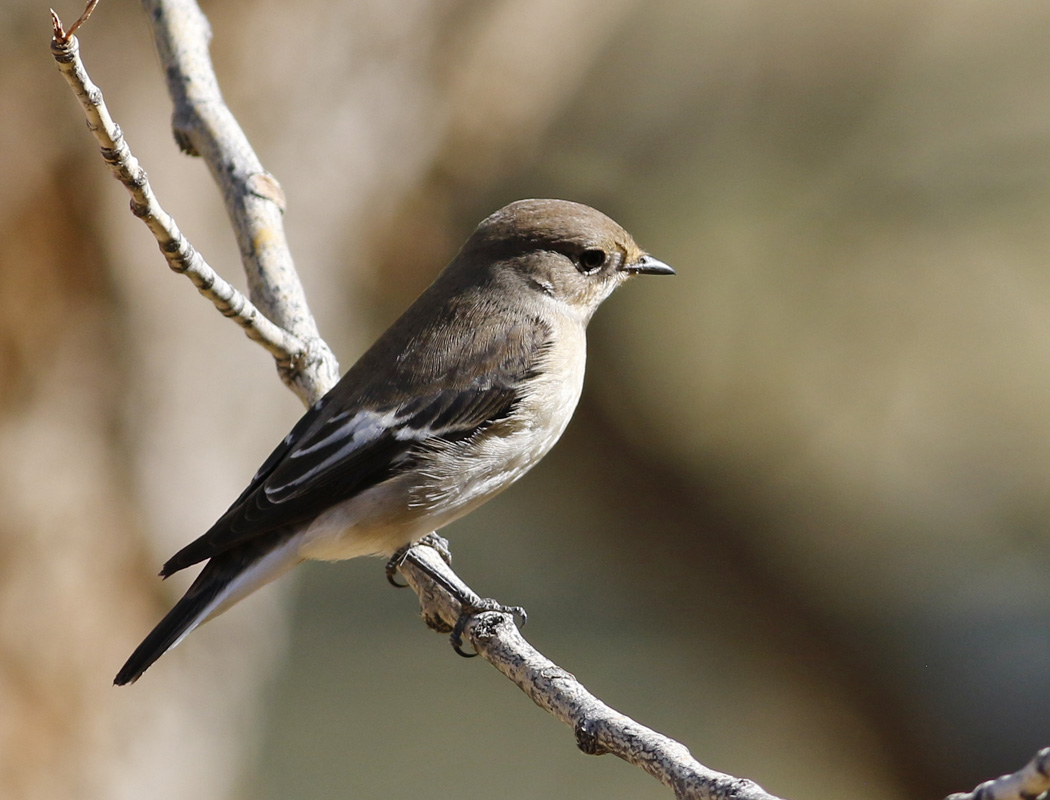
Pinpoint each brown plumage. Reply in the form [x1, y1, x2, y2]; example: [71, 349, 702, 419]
[115, 199, 673, 685]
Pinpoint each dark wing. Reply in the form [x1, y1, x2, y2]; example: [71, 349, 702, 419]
[160, 383, 521, 576]
[160, 310, 552, 576]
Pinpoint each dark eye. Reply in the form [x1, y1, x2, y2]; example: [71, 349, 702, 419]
[578, 248, 607, 274]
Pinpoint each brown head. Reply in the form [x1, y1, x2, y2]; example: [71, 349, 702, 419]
[452, 199, 674, 322]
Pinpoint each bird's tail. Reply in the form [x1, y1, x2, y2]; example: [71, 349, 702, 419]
[114, 534, 301, 685]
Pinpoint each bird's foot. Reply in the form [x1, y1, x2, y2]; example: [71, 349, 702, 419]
[451, 599, 528, 658]
[384, 534, 526, 656]
[385, 532, 452, 588]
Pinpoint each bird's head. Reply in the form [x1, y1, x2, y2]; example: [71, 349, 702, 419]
[457, 199, 674, 322]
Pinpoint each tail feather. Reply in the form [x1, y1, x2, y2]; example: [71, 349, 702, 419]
[115, 534, 301, 685]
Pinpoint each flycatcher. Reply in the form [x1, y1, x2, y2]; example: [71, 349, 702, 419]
[115, 198, 674, 685]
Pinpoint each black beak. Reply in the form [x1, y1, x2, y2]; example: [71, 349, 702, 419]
[625, 254, 675, 276]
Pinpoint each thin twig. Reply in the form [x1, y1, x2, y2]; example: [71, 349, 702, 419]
[944, 748, 1050, 800]
[50, 0, 98, 44]
[141, 0, 340, 404]
[49, 25, 308, 381]
[397, 544, 785, 800]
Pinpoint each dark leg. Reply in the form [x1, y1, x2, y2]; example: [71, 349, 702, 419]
[385, 532, 453, 587]
[384, 533, 527, 657]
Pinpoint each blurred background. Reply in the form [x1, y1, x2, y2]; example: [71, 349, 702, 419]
[2, 0, 1049, 798]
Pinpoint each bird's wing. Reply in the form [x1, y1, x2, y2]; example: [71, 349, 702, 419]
[161, 317, 551, 576]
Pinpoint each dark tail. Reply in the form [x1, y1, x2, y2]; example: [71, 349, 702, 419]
[114, 557, 235, 685]
[114, 535, 301, 685]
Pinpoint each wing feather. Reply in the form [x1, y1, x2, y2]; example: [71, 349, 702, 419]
[161, 313, 551, 577]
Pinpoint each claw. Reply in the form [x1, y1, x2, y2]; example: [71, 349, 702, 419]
[449, 598, 528, 657]
[451, 612, 478, 658]
[385, 536, 526, 657]
[384, 544, 411, 588]
[510, 605, 528, 629]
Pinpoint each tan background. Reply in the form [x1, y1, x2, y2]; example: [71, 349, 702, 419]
[2, 1, 1049, 798]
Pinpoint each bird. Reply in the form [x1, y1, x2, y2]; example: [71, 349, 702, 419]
[114, 198, 674, 685]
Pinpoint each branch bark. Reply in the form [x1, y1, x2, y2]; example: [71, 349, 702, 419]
[50, 13, 324, 402]
[140, 0, 339, 403]
[397, 542, 782, 800]
[944, 748, 1050, 800]
[51, 0, 339, 406]
[49, 3, 1049, 800]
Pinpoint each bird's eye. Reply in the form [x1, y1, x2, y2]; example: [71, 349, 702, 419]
[578, 248, 607, 274]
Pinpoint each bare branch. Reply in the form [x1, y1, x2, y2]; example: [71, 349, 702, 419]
[52, 0, 339, 404]
[141, 0, 340, 403]
[945, 748, 1050, 800]
[49, 20, 312, 393]
[396, 543, 785, 800]
[50, 0, 99, 44]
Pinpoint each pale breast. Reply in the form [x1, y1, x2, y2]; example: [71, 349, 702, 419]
[409, 319, 586, 514]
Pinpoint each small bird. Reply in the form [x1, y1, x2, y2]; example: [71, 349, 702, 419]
[115, 198, 673, 685]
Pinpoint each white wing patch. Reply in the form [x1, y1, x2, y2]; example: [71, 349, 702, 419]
[265, 409, 399, 500]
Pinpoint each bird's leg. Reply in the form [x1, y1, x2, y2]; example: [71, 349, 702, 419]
[385, 534, 527, 657]
[385, 532, 452, 587]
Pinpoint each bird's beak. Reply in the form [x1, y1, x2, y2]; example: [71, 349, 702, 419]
[625, 254, 675, 276]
